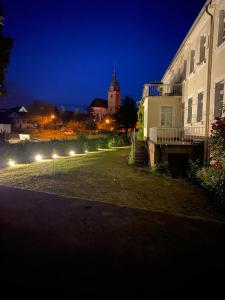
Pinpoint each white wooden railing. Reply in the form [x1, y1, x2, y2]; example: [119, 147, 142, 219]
[149, 127, 205, 144]
[143, 83, 182, 97]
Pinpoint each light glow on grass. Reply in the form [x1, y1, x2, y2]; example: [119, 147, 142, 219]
[52, 153, 59, 159]
[69, 150, 75, 156]
[8, 160, 16, 167]
[85, 150, 88, 153]
[35, 154, 43, 162]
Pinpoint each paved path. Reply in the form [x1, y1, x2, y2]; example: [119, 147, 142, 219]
[0, 185, 225, 296]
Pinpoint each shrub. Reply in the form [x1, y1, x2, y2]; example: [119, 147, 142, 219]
[136, 103, 144, 141]
[195, 113, 225, 205]
[128, 143, 134, 165]
[108, 132, 131, 148]
[187, 159, 201, 182]
[0, 136, 113, 166]
[151, 162, 169, 175]
[197, 165, 225, 204]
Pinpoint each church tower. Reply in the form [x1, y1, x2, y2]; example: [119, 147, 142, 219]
[108, 66, 120, 115]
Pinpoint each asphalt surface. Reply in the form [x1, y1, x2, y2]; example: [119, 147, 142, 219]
[1, 185, 225, 297]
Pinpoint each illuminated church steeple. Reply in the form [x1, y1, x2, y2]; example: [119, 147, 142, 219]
[108, 65, 120, 114]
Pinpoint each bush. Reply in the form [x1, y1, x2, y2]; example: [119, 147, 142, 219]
[0, 133, 132, 167]
[128, 143, 134, 165]
[151, 162, 169, 174]
[108, 132, 131, 148]
[197, 165, 225, 204]
[194, 114, 225, 205]
[0, 135, 114, 165]
[187, 159, 201, 182]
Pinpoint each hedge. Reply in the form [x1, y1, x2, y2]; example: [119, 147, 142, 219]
[0, 134, 130, 166]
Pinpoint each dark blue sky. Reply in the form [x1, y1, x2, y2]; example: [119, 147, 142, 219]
[1, 0, 206, 110]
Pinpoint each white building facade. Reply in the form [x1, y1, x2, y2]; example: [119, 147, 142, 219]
[142, 0, 225, 172]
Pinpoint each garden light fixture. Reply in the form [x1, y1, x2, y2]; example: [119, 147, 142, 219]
[8, 160, 16, 167]
[69, 150, 75, 156]
[35, 154, 43, 162]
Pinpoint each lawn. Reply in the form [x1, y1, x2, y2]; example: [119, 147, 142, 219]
[0, 147, 223, 221]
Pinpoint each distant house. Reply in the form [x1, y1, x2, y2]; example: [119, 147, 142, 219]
[0, 113, 11, 133]
[89, 98, 108, 121]
[0, 106, 32, 130]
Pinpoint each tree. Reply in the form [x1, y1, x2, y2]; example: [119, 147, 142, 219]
[115, 96, 137, 137]
[85, 115, 96, 131]
[0, 4, 13, 95]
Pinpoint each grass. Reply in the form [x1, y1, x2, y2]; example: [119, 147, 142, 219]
[0, 147, 223, 221]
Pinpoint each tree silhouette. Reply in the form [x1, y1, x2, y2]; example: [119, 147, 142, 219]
[0, 4, 13, 95]
[115, 96, 137, 137]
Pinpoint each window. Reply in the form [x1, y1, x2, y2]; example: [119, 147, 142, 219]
[161, 106, 172, 127]
[214, 81, 224, 118]
[190, 50, 195, 73]
[218, 10, 225, 46]
[187, 98, 192, 124]
[199, 35, 206, 64]
[197, 92, 203, 122]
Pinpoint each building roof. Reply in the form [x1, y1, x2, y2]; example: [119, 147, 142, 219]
[89, 98, 108, 108]
[162, 0, 211, 81]
[0, 105, 28, 121]
[0, 105, 28, 113]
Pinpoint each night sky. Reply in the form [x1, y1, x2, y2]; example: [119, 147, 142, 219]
[1, 0, 206, 110]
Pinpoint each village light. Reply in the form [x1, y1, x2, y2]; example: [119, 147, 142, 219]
[52, 153, 58, 159]
[105, 119, 109, 124]
[35, 154, 43, 162]
[51, 115, 55, 119]
[8, 160, 16, 167]
[69, 150, 75, 156]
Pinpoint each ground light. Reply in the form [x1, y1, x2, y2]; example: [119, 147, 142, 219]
[69, 150, 75, 156]
[8, 160, 16, 167]
[85, 150, 88, 153]
[35, 154, 43, 162]
[52, 153, 59, 159]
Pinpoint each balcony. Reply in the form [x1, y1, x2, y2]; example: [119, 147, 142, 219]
[149, 127, 205, 145]
[143, 82, 182, 98]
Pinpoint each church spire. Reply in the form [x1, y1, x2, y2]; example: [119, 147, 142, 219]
[108, 64, 120, 115]
[113, 63, 117, 83]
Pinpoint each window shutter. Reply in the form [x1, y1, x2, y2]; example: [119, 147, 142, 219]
[187, 98, 192, 124]
[182, 60, 187, 81]
[190, 50, 195, 73]
[199, 36, 206, 63]
[214, 81, 224, 118]
[197, 93, 203, 122]
[218, 10, 225, 46]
